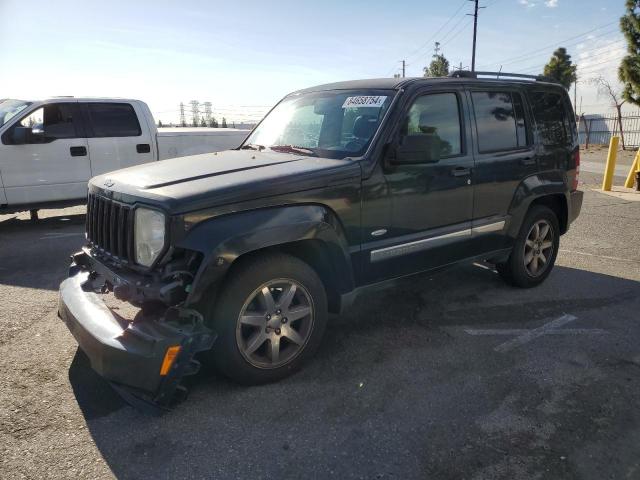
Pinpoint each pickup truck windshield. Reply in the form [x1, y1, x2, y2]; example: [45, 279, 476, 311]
[244, 89, 394, 159]
[0, 99, 31, 127]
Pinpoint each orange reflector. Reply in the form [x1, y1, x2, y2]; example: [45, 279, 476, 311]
[160, 345, 181, 376]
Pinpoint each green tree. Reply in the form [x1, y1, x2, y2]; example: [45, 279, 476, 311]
[542, 47, 577, 90]
[200, 117, 207, 127]
[157, 120, 163, 128]
[424, 54, 450, 77]
[222, 117, 228, 128]
[619, 0, 640, 106]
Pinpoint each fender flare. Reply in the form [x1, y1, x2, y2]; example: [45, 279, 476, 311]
[176, 204, 355, 306]
[506, 171, 569, 238]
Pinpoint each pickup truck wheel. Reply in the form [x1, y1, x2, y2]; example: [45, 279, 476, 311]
[206, 253, 328, 385]
[496, 205, 559, 288]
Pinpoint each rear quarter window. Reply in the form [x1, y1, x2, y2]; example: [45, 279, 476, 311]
[529, 91, 572, 146]
[86, 103, 141, 137]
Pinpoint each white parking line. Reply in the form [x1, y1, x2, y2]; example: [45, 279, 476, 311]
[464, 314, 607, 353]
[39, 232, 84, 240]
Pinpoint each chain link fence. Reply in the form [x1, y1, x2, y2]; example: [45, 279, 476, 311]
[578, 113, 640, 148]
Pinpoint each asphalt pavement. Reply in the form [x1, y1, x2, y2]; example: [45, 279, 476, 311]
[1, 152, 639, 480]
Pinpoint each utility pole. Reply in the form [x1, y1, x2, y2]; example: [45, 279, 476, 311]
[401, 60, 406, 78]
[179, 102, 185, 127]
[573, 79, 578, 113]
[469, 0, 484, 72]
[203, 102, 213, 126]
[190, 100, 200, 127]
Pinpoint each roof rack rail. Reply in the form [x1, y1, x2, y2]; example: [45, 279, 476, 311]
[449, 70, 558, 84]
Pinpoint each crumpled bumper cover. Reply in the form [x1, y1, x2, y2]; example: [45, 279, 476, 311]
[58, 261, 215, 411]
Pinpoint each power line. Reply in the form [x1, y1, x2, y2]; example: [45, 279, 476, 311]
[476, 20, 619, 69]
[441, 17, 473, 47]
[405, 0, 468, 64]
[438, 14, 469, 46]
[496, 28, 621, 70]
[517, 39, 626, 75]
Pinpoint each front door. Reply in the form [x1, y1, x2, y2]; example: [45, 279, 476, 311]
[82, 102, 154, 176]
[0, 102, 91, 205]
[362, 89, 475, 283]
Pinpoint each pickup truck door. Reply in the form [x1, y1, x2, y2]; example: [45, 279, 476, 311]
[361, 88, 475, 283]
[0, 101, 91, 205]
[81, 102, 155, 177]
[0, 172, 6, 205]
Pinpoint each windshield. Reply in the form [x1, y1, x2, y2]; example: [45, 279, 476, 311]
[244, 89, 394, 159]
[0, 99, 32, 128]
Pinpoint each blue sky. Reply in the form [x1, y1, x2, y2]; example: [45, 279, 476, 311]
[0, 0, 627, 123]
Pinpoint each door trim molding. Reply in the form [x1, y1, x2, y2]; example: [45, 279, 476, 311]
[369, 219, 506, 263]
[370, 228, 471, 263]
[471, 220, 505, 234]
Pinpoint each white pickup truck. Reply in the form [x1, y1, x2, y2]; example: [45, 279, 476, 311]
[0, 98, 249, 218]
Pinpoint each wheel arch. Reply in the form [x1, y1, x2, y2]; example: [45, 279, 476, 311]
[507, 172, 570, 237]
[177, 204, 355, 313]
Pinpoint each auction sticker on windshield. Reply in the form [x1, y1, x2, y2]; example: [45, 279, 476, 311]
[342, 96, 387, 108]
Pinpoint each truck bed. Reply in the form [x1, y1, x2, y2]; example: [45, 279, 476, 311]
[157, 128, 249, 160]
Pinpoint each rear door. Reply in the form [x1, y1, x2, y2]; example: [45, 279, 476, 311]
[468, 88, 535, 252]
[82, 102, 154, 176]
[0, 101, 91, 205]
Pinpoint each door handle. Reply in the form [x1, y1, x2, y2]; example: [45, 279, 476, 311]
[520, 157, 536, 166]
[451, 166, 471, 177]
[70, 146, 87, 157]
[136, 143, 151, 154]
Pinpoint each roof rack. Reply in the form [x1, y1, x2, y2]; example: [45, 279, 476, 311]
[449, 70, 558, 84]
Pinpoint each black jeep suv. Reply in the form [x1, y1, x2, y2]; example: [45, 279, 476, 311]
[58, 72, 583, 409]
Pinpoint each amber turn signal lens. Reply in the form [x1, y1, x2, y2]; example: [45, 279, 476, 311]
[160, 345, 181, 376]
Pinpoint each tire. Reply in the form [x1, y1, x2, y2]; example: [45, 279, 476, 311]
[204, 252, 328, 385]
[496, 205, 560, 288]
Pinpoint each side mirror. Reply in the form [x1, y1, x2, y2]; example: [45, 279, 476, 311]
[391, 134, 441, 165]
[11, 126, 29, 145]
[11, 126, 44, 145]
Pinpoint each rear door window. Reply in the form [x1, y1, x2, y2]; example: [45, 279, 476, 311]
[529, 91, 570, 146]
[86, 103, 141, 137]
[471, 91, 525, 153]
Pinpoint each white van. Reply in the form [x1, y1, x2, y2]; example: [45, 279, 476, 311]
[0, 98, 250, 218]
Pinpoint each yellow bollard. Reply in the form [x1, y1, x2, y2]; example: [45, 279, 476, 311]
[602, 136, 619, 191]
[624, 149, 640, 188]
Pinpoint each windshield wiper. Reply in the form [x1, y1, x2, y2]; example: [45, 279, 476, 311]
[241, 143, 265, 151]
[269, 145, 317, 157]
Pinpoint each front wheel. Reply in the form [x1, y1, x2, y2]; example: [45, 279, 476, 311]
[496, 205, 560, 288]
[205, 253, 328, 385]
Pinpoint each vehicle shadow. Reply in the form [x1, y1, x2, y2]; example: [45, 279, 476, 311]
[67, 263, 640, 480]
[0, 213, 86, 290]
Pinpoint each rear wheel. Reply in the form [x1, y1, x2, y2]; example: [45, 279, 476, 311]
[496, 205, 559, 288]
[205, 253, 328, 384]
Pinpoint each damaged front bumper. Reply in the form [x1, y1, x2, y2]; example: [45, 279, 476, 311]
[58, 251, 215, 412]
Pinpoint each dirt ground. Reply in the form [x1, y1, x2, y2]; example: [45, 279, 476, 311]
[1, 153, 639, 479]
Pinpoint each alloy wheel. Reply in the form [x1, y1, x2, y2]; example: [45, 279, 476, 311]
[236, 279, 314, 369]
[523, 219, 554, 277]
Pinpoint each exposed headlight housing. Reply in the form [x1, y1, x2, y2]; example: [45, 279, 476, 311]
[134, 208, 166, 267]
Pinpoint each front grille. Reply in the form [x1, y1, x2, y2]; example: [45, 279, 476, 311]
[86, 193, 134, 262]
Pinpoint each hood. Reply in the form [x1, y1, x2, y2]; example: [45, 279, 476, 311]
[90, 150, 360, 213]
